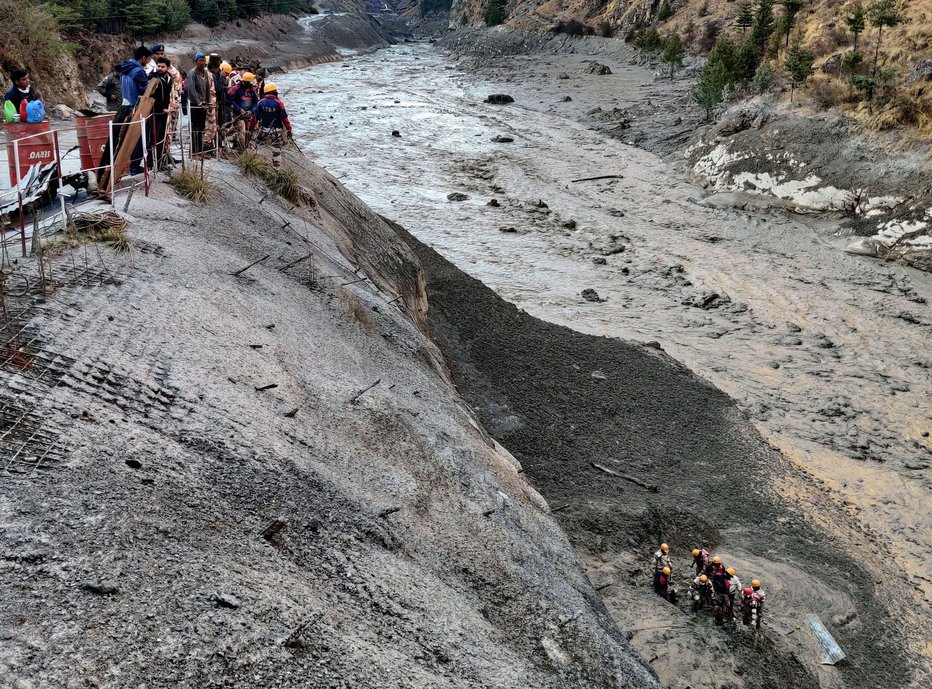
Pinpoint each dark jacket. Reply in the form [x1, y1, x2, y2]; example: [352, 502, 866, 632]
[253, 96, 291, 131]
[118, 60, 148, 107]
[148, 72, 172, 114]
[97, 73, 122, 111]
[228, 83, 259, 115]
[3, 85, 40, 112]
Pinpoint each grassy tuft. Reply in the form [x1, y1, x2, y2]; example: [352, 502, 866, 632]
[264, 169, 305, 206]
[235, 151, 271, 178]
[170, 170, 210, 204]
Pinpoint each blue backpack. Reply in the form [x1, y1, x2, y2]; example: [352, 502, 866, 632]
[25, 100, 45, 123]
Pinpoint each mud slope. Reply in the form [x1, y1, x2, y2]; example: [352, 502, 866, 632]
[0, 153, 658, 689]
[396, 223, 925, 689]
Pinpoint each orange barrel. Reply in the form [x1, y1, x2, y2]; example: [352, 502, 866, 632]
[4, 121, 54, 186]
[76, 112, 115, 170]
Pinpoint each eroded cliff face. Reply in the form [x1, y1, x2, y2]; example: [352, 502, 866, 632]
[0, 153, 660, 689]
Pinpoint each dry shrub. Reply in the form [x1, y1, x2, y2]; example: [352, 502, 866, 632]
[170, 170, 210, 204]
[46, 210, 132, 254]
[810, 76, 853, 110]
[870, 86, 932, 133]
[810, 25, 849, 56]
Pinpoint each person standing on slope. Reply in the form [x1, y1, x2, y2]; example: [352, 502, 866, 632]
[653, 543, 672, 594]
[691, 547, 711, 577]
[252, 83, 292, 170]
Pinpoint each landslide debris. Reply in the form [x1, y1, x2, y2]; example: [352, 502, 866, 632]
[395, 224, 922, 689]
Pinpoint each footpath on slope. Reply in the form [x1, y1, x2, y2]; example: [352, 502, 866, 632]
[394, 221, 926, 689]
[0, 153, 659, 689]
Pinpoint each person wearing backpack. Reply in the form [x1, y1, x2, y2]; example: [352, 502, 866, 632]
[3, 69, 41, 121]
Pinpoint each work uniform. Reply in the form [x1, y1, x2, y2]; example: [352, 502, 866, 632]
[726, 575, 743, 619]
[693, 549, 710, 577]
[227, 82, 260, 150]
[252, 94, 292, 169]
[653, 549, 672, 593]
[657, 570, 675, 602]
[690, 576, 714, 610]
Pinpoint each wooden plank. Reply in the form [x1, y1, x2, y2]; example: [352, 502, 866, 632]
[99, 80, 158, 194]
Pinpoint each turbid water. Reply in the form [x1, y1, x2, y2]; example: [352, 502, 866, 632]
[278, 43, 931, 613]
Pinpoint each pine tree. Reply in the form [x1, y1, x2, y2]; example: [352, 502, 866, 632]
[867, 0, 906, 79]
[124, 0, 161, 38]
[779, 0, 805, 48]
[751, 0, 775, 51]
[485, 0, 507, 26]
[846, 1, 866, 51]
[693, 60, 730, 120]
[661, 33, 686, 80]
[658, 0, 673, 21]
[783, 34, 815, 101]
[163, 0, 191, 32]
[736, 3, 754, 34]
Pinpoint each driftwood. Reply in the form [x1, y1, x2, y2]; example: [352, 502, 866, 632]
[378, 506, 401, 518]
[590, 462, 658, 492]
[570, 175, 624, 183]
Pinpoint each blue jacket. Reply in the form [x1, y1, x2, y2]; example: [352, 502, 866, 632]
[228, 83, 259, 115]
[118, 60, 148, 107]
[253, 96, 291, 131]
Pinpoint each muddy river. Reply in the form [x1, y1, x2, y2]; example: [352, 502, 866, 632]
[278, 43, 931, 607]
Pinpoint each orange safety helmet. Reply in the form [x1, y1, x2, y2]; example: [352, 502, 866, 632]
[662, 567, 671, 575]
[660, 543, 669, 552]
[699, 574, 708, 583]
[692, 549, 701, 557]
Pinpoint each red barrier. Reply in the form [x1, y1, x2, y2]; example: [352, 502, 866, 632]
[76, 113, 116, 171]
[3, 122, 54, 185]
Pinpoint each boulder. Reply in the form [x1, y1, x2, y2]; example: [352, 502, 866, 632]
[906, 59, 932, 84]
[447, 192, 469, 201]
[52, 104, 75, 120]
[485, 94, 515, 105]
[581, 61, 612, 75]
[820, 53, 843, 76]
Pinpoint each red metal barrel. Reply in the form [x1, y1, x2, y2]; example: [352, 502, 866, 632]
[4, 122, 55, 186]
[76, 113, 115, 170]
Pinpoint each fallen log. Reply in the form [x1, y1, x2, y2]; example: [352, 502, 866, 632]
[590, 462, 658, 492]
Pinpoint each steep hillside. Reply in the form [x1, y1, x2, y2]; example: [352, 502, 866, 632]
[0, 153, 661, 689]
[449, 0, 932, 134]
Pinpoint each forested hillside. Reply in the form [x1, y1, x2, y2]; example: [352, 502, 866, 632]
[450, 0, 932, 134]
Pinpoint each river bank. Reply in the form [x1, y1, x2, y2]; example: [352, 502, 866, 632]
[439, 27, 932, 272]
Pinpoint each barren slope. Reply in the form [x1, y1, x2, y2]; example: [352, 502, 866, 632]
[0, 155, 659, 689]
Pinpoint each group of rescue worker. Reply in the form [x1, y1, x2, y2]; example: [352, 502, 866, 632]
[101, 44, 294, 175]
[652, 543, 767, 630]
